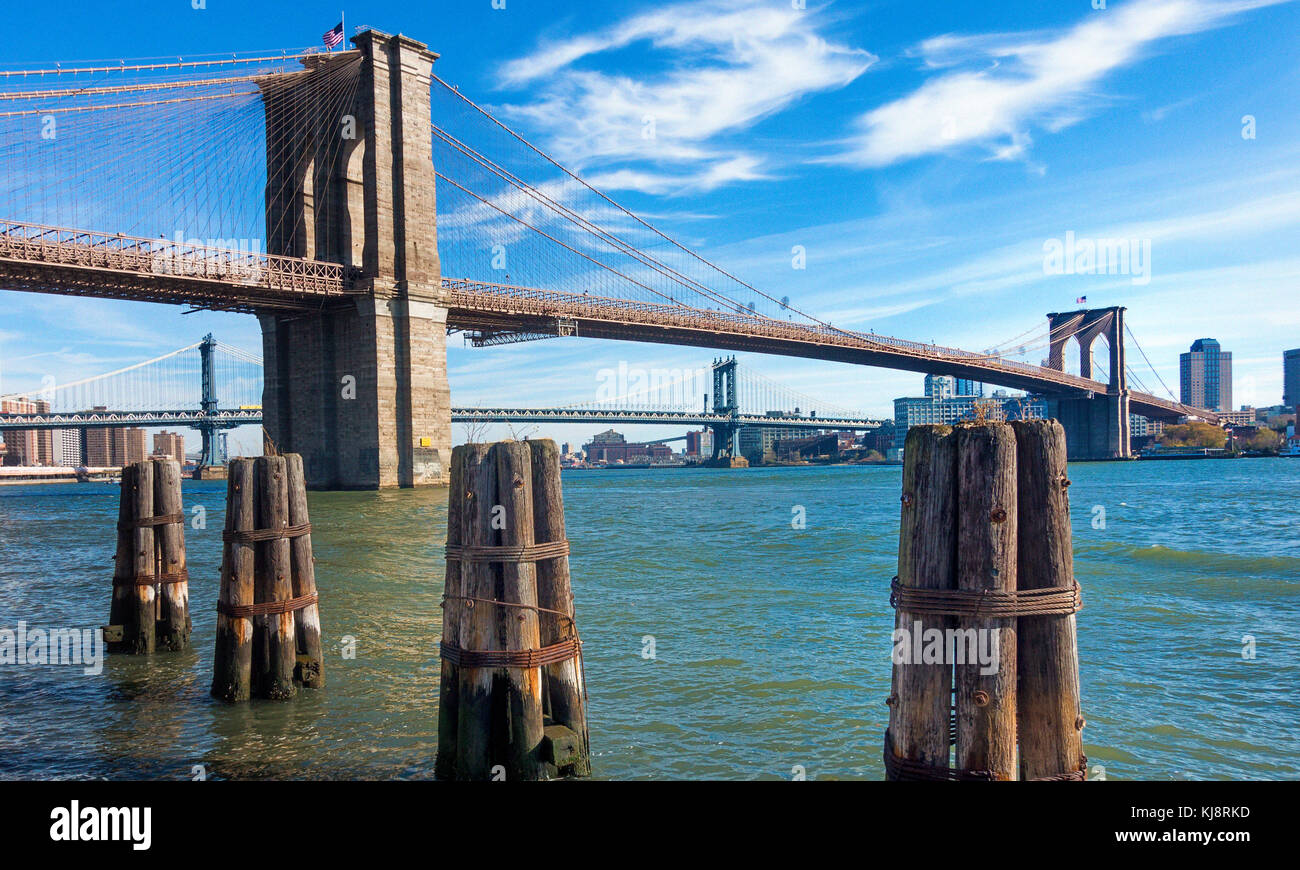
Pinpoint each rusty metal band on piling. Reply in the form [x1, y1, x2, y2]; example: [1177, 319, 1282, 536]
[217, 591, 319, 619]
[221, 522, 312, 543]
[113, 568, 190, 587]
[440, 537, 581, 668]
[889, 576, 1082, 617]
[884, 728, 1087, 781]
[116, 511, 184, 531]
[443, 540, 570, 563]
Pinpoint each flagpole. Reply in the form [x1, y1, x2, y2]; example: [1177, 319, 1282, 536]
[342, 10, 346, 45]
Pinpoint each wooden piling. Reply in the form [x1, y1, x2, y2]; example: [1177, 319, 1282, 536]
[886, 425, 957, 778]
[211, 455, 323, 702]
[253, 455, 297, 700]
[285, 454, 324, 688]
[496, 441, 547, 781]
[1013, 419, 1085, 781]
[954, 422, 1018, 781]
[529, 438, 590, 775]
[152, 458, 190, 651]
[455, 443, 498, 780]
[434, 445, 468, 781]
[439, 439, 591, 780]
[128, 459, 157, 655]
[212, 459, 256, 702]
[107, 465, 137, 653]
[886, 419, 1085, 782]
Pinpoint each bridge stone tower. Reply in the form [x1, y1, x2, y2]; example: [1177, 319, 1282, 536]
[256, 31, 451, 489]
[1044, 307, 1131, 460]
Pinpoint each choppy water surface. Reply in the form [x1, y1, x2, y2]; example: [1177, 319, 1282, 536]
[1, 459, 1297, 780]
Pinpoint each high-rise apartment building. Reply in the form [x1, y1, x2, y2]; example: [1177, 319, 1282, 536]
[1284, 348, 1300, 412]
[153, 430, 186, 462]
[1180, 338, 1232, 412]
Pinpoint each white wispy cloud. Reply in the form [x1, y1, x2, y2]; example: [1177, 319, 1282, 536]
[493, 0, 874, 192]
[836, 0, 1291, 167]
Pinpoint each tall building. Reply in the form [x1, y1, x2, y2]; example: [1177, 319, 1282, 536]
[52, 429, 83, 467]
[955, 379, 985, 398]
[85, 417, 148, 467]
[924, 374, 956, 400]
[1284, 348, 1300, 412]
[0, 396, 49, 465]
[1180, 338, 1232, 412]
[685, 429, 713, 457]
[123, 428, 148, 465]
[153, 430, 186, 462]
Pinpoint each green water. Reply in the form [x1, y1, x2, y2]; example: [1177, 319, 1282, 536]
[1, 459, 1297, 780]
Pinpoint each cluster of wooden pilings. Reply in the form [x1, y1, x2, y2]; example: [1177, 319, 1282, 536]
[210, 454, 324, 702]
[436, 439, 591, 781]
[885, 420, 1086, 782]
[107, 458, 191, 654]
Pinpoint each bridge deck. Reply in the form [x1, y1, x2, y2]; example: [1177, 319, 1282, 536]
[0, 222, 1211, 423]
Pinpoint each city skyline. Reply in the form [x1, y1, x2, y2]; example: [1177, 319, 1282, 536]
[1, 0, 1298, 450]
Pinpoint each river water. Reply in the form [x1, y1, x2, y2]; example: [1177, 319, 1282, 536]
[1, 458, 1297, 780]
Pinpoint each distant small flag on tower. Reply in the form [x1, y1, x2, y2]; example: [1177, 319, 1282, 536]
[1076, 295, 1087, 304]
[323, 21, 344, 50]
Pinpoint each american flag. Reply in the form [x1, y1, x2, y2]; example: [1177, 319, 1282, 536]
[1076, 295, 1087, 304]
[323, 22, 344, 50]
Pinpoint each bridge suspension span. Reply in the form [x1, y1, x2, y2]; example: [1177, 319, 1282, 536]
[0, 30, 1218, 486]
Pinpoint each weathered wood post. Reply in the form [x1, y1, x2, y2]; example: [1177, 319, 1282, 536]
[286, 454, 324, 688]
[153, 458, 191, 651]
[211, 454, 322, 702]
[954, 422, 1018, 781]
[1013, 420, 1086, 781]
[454, 443, 497, 780]
[212, 459, 256, 702]
[253, 455, 297, 700]
[530, 439, 591, 775]
[885, 425, 957, 780]
[434, 444, 470, 781]
[884, 419, 1085, 782]
[437, 439, 590, 780]
[105, 459, 189, 654]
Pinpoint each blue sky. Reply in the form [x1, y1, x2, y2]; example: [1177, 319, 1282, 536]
[2, 0, 1298, 451]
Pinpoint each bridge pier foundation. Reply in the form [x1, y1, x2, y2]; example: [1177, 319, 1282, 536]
[258, 29, 451, 489]
[259, 296, 451, 489]
[1047, 392, 1131, 461]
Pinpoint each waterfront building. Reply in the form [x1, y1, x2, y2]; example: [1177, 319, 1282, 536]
[894, 381, 1047, 435]
[863, 421, 895, 453]
[924, 374, 956, 400]
[1218, 408, 1257, 427]
[582, 429, 672, 464]
[0, 397, 52, 466]
[52, 429, 83, 467]
[85, 417, 148, 467]
[737, 413, 805, 463]
[1180, 338, 1232, 412]
[1285, 348, 1300, 413]
[153, 430, 186, 462]
[685, 428, 713, 457]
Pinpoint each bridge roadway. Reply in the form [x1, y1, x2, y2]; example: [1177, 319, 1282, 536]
[0, 408, 882, 431]
[0, 221, 1213, 423]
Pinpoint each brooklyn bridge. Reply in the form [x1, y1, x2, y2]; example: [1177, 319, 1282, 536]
[0, 30, 1215, 488]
